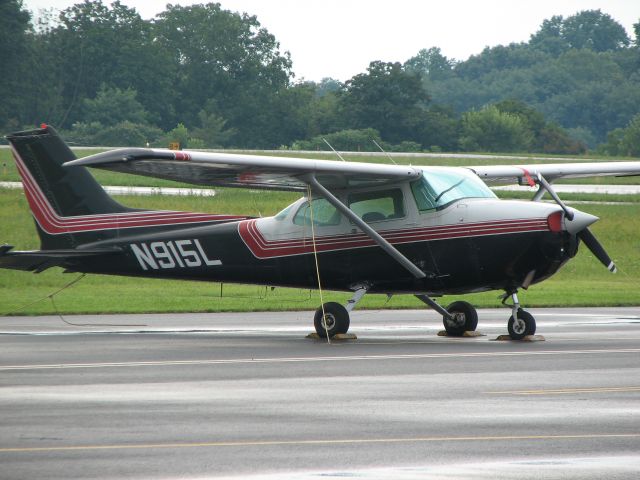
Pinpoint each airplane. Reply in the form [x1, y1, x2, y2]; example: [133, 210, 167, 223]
[2, 125, 639, 339]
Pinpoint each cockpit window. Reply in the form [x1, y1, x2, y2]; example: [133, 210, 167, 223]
[411, 169, 496, 211]
[293, 198, 341, 226]
[274, 203, 294, 221]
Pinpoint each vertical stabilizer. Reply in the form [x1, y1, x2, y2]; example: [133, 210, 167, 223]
[7, 126, 133, 249]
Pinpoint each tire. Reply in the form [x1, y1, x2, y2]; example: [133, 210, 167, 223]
[314, 302, 350, 338]
[507, 309, 536, 340]
[443, 301, 478, 336]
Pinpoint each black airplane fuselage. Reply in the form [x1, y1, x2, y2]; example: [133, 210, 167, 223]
[68, 198, 576, 296]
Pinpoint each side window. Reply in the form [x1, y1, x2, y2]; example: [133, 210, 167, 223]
[411, 178, 437, 211]
[348, 189, 405, 223]
[293, 198, 341, 226]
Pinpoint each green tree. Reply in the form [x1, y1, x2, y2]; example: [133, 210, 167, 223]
[562, 10, 629, 51]
[154, 3, 293, 147]
[294, 80, 345, 137]
[404, 47, 454, 80]
[65, 120, 162, 146]
[50, 0, 174, 128]
[416, 105, 459, 151]
[92, 121, 162, 147]
[162, 123, 190, 149]
[82, 84, 150, 126]
[292, 128, 383, 152]
[421, 10, 640, 143]
[315, 78, 341, 97]
[0, 0, 32, 131]
[529, 16, 569, 55]
[191, 102, 236, 148]
[340, 61, 430, 144]
[601, 114, 640, 156]
[459, 106, 533, 152]
[530, 10, 629, 53]
[494, 99, 584, 153]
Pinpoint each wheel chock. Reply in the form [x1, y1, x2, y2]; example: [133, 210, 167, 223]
[437, 330, 486, 337]
[493, 334, 546, 342]
[306, 333, 357, 340]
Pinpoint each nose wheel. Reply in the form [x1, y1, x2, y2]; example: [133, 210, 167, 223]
[503, 290, 537, 340]
[508, 308, 536, 340]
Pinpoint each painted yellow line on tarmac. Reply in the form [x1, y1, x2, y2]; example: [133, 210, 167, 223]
[487, 386, 640, 395]
[1, 433, 639, 454]
[2, 347, 640, 371]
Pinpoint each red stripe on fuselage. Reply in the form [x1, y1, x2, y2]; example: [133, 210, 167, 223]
[238, 218, 550, 259]
[11, 147, 246, 235]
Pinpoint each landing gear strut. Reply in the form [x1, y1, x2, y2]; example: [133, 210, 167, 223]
[503, 290, 536, 340]
[415, 294, 478, 336]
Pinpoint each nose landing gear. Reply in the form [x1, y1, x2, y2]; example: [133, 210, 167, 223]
[503, 290, 536, 340]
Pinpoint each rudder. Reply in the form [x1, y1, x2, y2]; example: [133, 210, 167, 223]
[7, 126, 134, 249]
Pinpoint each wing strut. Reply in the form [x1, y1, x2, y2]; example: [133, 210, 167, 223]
[303, 174, 426, 280]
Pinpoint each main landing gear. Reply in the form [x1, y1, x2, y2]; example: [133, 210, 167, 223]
[442, 300, 479, 336]
[314, 302, 350, 338]
[415, 294, 479, 337]
[313, 286, 368, 338]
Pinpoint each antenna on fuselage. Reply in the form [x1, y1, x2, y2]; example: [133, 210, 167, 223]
[372, 139, 398, 165]
[322, 138, 346, 162]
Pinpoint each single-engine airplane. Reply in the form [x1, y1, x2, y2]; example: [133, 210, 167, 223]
[2, 126, 639, 339]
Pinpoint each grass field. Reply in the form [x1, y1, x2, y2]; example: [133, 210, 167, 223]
[1, 146, 639, 315]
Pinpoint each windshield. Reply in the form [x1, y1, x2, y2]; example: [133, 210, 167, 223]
[411, 169, 496, 211]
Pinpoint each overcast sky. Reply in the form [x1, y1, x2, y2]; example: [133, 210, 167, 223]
[23, 0, 640, 82]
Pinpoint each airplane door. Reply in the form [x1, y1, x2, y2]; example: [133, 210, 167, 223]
[255, 198, 352, 288]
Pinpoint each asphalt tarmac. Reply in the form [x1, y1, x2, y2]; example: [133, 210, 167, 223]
[1, 307, 639, 479]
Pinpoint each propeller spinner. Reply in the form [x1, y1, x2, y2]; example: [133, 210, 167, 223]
[537, 173, 617, 274]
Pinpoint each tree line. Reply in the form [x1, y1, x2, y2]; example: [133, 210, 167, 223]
[2, 1, 639, 155]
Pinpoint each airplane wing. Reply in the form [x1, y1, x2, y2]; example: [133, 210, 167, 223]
[468, 162, 640, 185]
[64, 149, 422, 191]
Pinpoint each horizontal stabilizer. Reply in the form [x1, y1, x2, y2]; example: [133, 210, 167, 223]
[0, 245, 120, 273]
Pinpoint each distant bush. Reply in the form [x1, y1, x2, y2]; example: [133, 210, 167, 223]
[65, 121, 162, 147]
[598, 114, 640, 157]
[291, 129, 423, 153]
[291, 128, 383, 151]
[538, 124, 586, 154]
[460, 106, 533, 152]
[387, 141, 422, 152]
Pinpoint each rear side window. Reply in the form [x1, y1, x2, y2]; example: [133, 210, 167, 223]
[348, 189, 405, 222]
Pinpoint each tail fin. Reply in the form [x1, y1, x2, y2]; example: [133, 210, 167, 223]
[7, 126, 133, 249]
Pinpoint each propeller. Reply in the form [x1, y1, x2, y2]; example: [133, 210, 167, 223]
[535, 173, 616, 274]
[577, 228, 617, 273]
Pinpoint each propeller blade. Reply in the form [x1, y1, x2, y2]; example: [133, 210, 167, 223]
[578, 228, 617, 273]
